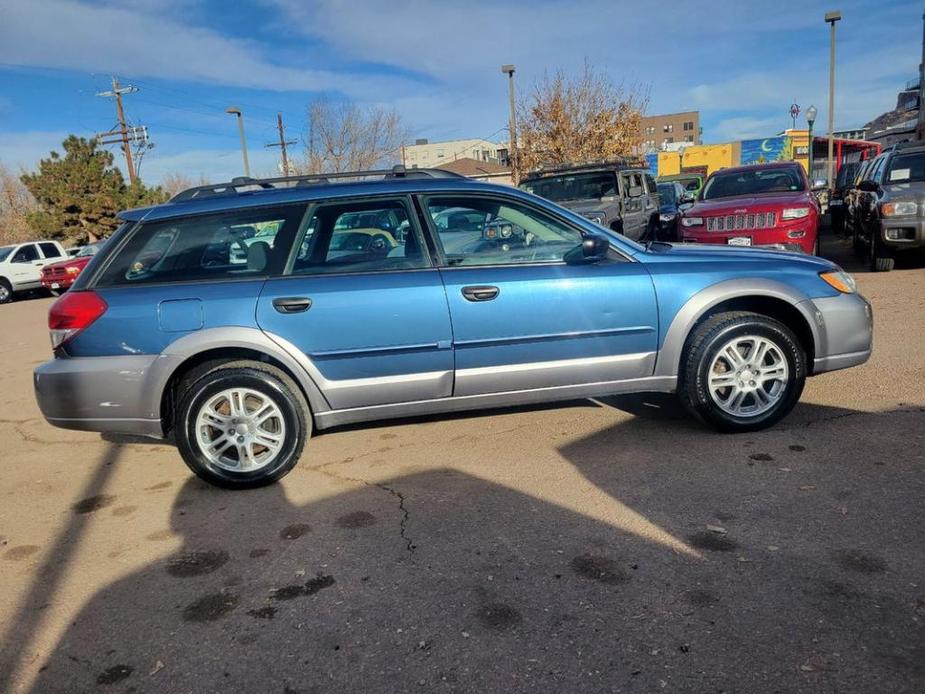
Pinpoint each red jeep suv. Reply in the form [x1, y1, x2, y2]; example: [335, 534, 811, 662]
[679, 162, 820, 254]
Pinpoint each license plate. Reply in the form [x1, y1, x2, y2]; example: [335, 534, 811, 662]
[51, 282, 60, 289]
[727, 237, 752, 246]
[829, 199, 843, 206]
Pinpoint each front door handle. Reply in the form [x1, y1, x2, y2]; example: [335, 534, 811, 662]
[461, 285, 499, 302]
[272, 297, 312, 313]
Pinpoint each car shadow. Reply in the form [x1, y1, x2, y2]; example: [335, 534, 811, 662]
[5, 400, 924, 693]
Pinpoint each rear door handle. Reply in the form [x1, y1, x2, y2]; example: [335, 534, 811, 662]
[461, 285, 499, 302]
[272, 297, 312, 313]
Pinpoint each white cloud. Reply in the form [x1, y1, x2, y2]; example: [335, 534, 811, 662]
[0, 0, 413, 97]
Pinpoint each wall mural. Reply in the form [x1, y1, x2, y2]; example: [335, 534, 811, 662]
[740, 136, 793, 166]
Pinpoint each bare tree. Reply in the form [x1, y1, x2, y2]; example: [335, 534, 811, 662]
[301, 98, 409, 174]
[517, 61, 649, 172]
[160, 172, 210, 197]
[0, 162, 37, 245]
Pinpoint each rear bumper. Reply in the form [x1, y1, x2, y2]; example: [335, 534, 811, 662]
[33, 355, 165, 437]
[802, 292, 873, 374]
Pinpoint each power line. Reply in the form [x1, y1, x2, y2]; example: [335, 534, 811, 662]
[95, 76, 145, 184]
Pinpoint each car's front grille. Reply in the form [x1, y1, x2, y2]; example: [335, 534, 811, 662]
[706, 212, 776, 232]
[43, 266, 68, 277]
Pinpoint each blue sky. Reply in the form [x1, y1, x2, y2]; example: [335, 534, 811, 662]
[0, 0, 920, 184]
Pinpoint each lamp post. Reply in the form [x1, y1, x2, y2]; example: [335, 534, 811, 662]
[825, 10, 842, 188]
[225, 106, 251, 178]
[806, 105, 817, 180]
[500, 64, 518, 184]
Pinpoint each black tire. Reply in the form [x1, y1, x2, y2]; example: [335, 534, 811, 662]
[0, 278, 11, 304]
[678, 311, 806, 433]
[868, 233, 895, 272]
[174, 360, 310, 489]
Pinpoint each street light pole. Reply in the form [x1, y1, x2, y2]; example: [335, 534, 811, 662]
[501, 64, 519, 185]
[225, 106, 251, 178]
[825, 10, 842, 188]
[806, 105, 817, 179]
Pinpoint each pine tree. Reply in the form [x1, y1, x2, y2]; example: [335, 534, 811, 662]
[21, 136, 167, 244]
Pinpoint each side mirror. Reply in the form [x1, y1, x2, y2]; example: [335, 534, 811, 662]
[812, 179, 828, 191]
[857, 180, 879, 193]
[628, 185, 643, 198]
[680, 193, 696, 204]
[565, 234, 609, 265]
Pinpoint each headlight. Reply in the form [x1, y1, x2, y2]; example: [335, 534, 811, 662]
[819, 268, 857, 294]
[881, 201, 918, 217]
[66, 266, 81, 274]
[781, 207, 811, 220]
[584, 212, 605, 225]
[680, 216, 703, 227]
[659, 213, 676, 222]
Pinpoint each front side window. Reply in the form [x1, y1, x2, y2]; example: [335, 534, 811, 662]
[702, 166, 805, 200]
[424, 195, 583, 267]
[95, 205, 305, 286]
[520, 172, 617, 203]
[13, 244, 39, 263]
[291, 198, 427, 275]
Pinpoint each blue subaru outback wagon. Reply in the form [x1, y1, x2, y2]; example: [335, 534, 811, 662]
[34, 167, 873, 488]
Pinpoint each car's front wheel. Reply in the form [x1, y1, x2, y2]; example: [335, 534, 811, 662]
[868, 232, 895, 272]
[175, 360, 309, 488]
[0, 279, 12, 304]
[679, 312, 806, 432]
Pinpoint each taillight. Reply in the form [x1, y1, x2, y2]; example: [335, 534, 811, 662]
[48, 291, 108, 349]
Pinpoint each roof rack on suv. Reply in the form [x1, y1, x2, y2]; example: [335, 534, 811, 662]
[523, 157, 648, 179]
[171, 165, 465, 202]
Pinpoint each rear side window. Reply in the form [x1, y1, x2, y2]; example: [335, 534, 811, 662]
[94, 205, 306, 287]
[291, 198, 428, 275]
[39, 243, 62, 259]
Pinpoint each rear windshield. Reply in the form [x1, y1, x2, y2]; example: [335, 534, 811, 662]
[520, 172, 618, 202]
[94, 205, 306, 287]
[701, 166, 804, 200]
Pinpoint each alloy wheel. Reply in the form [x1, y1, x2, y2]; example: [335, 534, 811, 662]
[195, 388, 286, 472]
[707, 335, 789, 417]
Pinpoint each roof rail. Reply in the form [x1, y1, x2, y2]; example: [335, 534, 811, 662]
[170, 165, 465, 202]
[523, 157, 649, 179]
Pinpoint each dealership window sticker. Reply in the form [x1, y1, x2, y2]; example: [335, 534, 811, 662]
[890, 168, 911, 181]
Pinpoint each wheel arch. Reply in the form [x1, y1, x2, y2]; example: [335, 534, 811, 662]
[655, 280, 820, 379]
[144, 327, 330, 436]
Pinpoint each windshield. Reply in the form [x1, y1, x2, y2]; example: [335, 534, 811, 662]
[521, 172, 618, 202]
[657, 183, 677, 205]
[75, 242, 104, 258]
[886, 152, 925, 183]
[0, 246, 13, 263]
[701, 166, 804, 200]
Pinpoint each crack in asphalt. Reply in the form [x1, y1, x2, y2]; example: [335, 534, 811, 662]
[314, 467, 416, 557]
[780, 406, 925, 431]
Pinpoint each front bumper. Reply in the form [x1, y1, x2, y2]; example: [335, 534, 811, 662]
[41, 276, 76, 291]
[880, 218, 925, 249]
[681, 221, 817, 254]
[33, 354, 165, 437]
[801, 292, 873, 374]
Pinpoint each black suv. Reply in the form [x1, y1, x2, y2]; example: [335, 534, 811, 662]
[853, 141, 925, 271]
[519, 161, 661, 241]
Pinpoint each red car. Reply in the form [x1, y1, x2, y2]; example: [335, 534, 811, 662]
[679, 162, 820, 254]
[41, 241, 105, 295]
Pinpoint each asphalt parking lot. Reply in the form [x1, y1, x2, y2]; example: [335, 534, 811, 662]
[1, 233, 923, 694]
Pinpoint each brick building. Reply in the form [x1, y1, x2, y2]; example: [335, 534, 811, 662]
[639, 111, 701, 151]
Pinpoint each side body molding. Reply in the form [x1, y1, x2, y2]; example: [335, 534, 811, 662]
[653, 278, 822, 379]
[143, 327, 332, 426]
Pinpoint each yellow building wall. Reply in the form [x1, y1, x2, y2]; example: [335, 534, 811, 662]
[783, 129, 811, 173]
[658, 151, 681, 176]
[681, 143, 738, 175]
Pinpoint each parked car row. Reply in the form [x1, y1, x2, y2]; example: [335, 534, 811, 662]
[33, 165, 871, 489]
[840, 140, 925, 272]
[0, 239, 110, 303]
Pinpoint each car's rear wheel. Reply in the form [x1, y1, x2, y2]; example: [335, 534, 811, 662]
[679, 312, 806, 432]
[174, 360, 309, 488]
[0, 279, 11, 304]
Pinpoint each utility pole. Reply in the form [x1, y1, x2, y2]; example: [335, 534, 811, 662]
[96, 76, 139, 184]
[265, 112, 297, 176]
[501, 64, 519, 184]
[918, 10, 925, 140]
[825, 10, 842, 188]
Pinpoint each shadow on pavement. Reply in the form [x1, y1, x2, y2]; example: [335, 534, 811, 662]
[12, 400, 925, 693]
